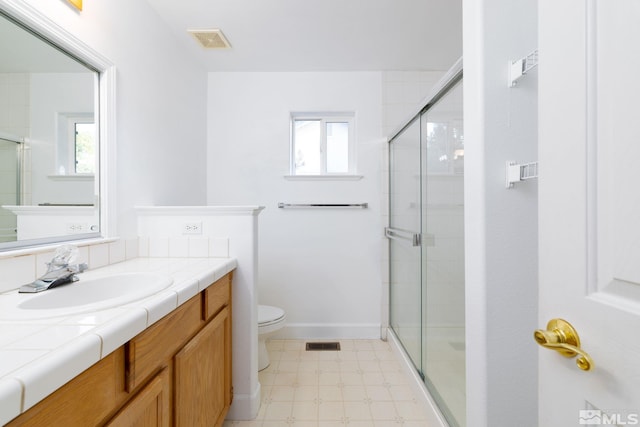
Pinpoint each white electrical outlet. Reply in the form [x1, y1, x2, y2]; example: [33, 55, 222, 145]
[182, 222, 203, 235]
[66, 223, 88, 234]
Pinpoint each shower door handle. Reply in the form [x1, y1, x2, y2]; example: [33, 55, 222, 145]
[385, 227, 421, 247]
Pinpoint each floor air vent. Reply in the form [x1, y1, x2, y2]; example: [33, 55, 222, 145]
[306, 342, 341, 351]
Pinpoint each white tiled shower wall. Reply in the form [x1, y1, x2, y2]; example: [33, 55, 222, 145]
[379, 70, 446, 334]
[381, 71, 446, 136]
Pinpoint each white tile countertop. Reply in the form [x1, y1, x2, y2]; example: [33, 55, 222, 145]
[0, 257, 237, 425]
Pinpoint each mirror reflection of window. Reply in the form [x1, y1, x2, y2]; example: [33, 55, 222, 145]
[56, 112, 95, 176]
[72, 120, 95, 174]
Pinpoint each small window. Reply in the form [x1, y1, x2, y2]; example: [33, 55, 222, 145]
[57, 113, 96, 175]
[72, 120, 96, 174]
[290, 112, 355, 175]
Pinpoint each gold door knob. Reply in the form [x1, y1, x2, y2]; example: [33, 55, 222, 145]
[534, 318, 594, 371]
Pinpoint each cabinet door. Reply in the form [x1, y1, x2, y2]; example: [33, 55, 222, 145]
[175, 306, 231, 427]
[105, 368, 170, 427]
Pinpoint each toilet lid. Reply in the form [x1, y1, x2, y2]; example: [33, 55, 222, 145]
[259, 305, 285, 325]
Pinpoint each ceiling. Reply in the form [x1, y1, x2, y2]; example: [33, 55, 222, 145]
[144, 0, 462, 72]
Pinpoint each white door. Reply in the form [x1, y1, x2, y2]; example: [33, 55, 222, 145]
[539, 1, 640, 426]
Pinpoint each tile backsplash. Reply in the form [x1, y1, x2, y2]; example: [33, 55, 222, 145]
[0, 239, 132, 294]
[138, 236, 229, 259]
[0, 236, 230, 293]
[0, 255, 35, 294]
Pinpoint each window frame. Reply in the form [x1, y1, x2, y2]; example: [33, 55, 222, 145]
[290, 112, 356, 176]
[67, 116, 96, 175]
[57, 112, 95, 176]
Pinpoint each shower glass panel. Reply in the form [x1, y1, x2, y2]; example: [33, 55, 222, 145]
[388, 117, 423, 372]
[422, 81, 465, 427]
[388, 65, 464, 427]
[0, 137, 21, 242]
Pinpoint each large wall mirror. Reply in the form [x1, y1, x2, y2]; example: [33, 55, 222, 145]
[0, 2, 114, 251]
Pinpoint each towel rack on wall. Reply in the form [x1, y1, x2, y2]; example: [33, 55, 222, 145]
[278, 203, 368, 209]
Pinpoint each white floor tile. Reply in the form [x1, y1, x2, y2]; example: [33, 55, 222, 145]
[243, 339, 438, 426]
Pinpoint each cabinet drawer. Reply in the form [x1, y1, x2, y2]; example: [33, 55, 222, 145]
[126, 295, 202, 391]
[6, 348, 126, 427]
[203, 273, 232, 321]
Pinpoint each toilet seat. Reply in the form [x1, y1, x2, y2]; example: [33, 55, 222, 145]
[259, 305, 285, 328]
[258, 304, 286, 370]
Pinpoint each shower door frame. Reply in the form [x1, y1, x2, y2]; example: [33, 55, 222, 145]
[0, 133, 23, 242]
[386, 59, 463, 427]
[387, 114, 424, 377]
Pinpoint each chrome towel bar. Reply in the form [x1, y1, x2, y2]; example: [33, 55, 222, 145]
[278, 203, 368, 209]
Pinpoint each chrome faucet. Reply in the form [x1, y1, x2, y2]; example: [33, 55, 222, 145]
[19, 245, 88, 293]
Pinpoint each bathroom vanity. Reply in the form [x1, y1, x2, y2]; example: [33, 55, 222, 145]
[0, 258, 236, 427]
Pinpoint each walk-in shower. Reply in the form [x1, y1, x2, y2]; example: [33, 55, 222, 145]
[0, 133, 22, 243]
[387, 61, 464, 427]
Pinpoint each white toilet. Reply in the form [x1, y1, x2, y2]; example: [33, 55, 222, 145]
[258, 305, 286, 371]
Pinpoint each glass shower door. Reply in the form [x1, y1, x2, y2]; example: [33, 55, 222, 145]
[421, 80, 465, 427]
[388, 117, 423, 373]
[0, 137, 21, 243]
[387, 69, 465, 427]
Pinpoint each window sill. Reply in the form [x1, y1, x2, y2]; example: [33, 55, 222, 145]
[284, 174, 363, 181]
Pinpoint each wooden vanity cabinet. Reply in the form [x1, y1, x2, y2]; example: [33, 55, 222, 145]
[175, 306, 230, 427]
[4, 348, 129, 427]
[105, 367, 171, 427]
[5, 272, 233, 427]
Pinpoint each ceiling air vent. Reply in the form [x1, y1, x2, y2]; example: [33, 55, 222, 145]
[188, 29, 231, 49]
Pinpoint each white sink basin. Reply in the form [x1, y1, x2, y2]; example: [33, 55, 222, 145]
[0, 272, 173, 320]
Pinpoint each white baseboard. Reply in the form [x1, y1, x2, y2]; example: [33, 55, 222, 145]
[277, 323, 381, 340]
[226, 382, 261, 421]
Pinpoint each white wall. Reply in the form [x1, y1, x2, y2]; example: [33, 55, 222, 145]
[0, 73, 29, 138]
[207, 72, 384, 338]
[381, 71, 447, 136]
[464, 0, 539, 425]
[29, 73, 94, 205]
[20, 0, 209, 237]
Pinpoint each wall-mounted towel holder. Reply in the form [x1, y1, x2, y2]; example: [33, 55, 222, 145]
[278, 203, 368, 209]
